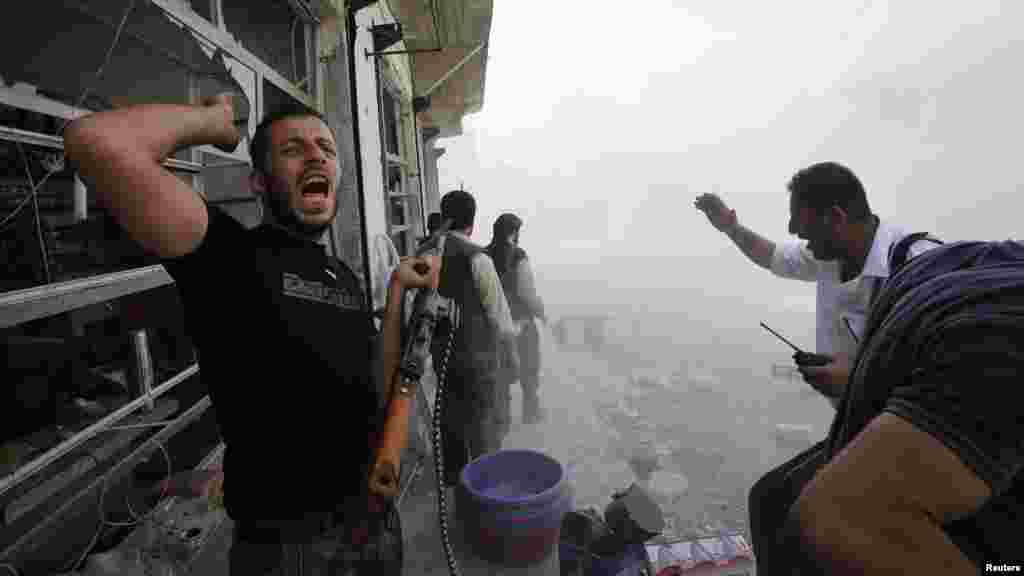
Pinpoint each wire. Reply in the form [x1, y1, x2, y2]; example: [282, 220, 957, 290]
[62, 0, 138, 137]
[291, 16, 300, 84]
[106, 421, 179, 431]
[16, 142, 51, 284]
[0, 171, 57, 232]
[0, 563, 19, 576]
[0, 0, 136, 235]
[61, 434, 173, 573]
[105, 440, 172, 527]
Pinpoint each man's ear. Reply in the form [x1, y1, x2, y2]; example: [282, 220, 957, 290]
[828, 205, 849, 231]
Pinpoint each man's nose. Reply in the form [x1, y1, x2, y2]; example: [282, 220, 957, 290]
[306, 146, 327, 164]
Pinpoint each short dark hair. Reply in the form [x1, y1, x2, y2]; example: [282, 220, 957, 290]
[249, 105, 330, 175]
[426, 212, 442, 234]
[440, 190, 476, 230]
[787, 161, 872, 222]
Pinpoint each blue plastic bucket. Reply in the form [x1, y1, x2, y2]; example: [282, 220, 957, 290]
[457, 449, 574, 566]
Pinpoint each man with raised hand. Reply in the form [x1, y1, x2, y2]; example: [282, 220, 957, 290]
[66, 94, 428, 575]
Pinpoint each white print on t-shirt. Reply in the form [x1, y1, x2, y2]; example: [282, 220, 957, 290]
[282, 272, 361, 310]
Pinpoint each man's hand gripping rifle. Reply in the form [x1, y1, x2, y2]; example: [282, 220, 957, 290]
[369, 219, 454, 500]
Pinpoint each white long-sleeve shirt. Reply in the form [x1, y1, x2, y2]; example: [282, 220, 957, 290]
[450, 232, 518, 341]
[511, 256, 546, 321]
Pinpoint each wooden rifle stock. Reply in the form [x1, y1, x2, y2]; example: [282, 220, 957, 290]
[368, 373, 416, 499]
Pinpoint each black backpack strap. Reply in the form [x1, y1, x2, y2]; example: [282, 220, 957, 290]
[869, 233, 943, 310]
[888, 232, 943, 275]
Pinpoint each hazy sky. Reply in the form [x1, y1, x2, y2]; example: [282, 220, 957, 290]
[435, 0, 1023, 363]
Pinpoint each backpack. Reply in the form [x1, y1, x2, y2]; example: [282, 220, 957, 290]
[888, 231, 944, 274]
[867, 233, 944, 311]
[826, 240, 1024, 568]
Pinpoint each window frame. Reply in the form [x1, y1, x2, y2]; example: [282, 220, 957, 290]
[376, 58, 418, 257]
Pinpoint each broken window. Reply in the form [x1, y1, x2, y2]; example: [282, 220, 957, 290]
[201, 151, 261, 228]
[0, 2, 271, 561]
[222, 0, 315, 95]
[264, 77, 317, 118]
[0, 105, 201, 292]
[187, 0, 215, 23]
[0, 1, 244, 115]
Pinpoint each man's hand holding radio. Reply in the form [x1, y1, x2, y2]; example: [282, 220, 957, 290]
[797, 353, 850, 400]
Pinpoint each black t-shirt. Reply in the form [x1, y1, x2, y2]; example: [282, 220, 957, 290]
[163, 206, 378, 523]
[827, 240, 1024, 566]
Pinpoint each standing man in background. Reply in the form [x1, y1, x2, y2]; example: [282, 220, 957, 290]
[486, 213, 548, 428]
[694, 161, 941, 574]
[434, 190, 520, 487]
[418, 211, 442, 248]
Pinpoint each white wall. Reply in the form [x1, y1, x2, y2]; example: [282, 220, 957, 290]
[354, 6, 392, 310]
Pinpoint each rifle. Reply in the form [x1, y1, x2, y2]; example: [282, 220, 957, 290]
[367, 217, 463, 575]
[369, 218, 453, 499]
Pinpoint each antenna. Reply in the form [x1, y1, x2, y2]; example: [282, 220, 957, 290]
[759, 322, 803, 353]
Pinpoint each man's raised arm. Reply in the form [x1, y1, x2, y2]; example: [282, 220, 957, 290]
[63, 95, 242, 259]
[695, 193, 776, 270]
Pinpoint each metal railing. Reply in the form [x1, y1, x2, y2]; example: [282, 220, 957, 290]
[0, 395, 213, 562]
[0, 364, 199, 499]
[0, 265, 175, 330]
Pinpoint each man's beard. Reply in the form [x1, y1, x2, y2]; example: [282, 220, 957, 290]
[267, 189, 333, 238]
[812, 235, 843, 261]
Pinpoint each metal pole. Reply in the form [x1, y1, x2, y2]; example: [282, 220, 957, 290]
[73, 174, 88, 222]
[131, 329, 155, 411]
[366, 47, 444, 57]
[421, 42, 485, 99]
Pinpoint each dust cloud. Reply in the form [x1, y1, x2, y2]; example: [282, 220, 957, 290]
[501, 318, 830, 540]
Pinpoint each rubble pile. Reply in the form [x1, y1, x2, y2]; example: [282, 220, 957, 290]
[507, 332, 759, 542]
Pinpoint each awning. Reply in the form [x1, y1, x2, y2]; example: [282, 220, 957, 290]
[385, 0, 493, 137]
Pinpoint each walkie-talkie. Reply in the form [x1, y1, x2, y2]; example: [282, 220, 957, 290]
[760, 322, 832, 367]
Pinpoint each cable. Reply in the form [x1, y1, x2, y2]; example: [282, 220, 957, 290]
[61, 434, 173, 573]
[291, 16, 300, 84]
[0, 0, 136, 235]
[0, 170, 57, 232]
[106, 421, 179, 431]
[431, 313, 460, 576]
[15, 142, 51, 284]
[0, 563, 19, 576]
[106, 439, 172, 527]
[62, 0, 138, 137]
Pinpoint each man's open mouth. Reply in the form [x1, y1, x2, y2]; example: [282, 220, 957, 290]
[300, 174, 330, 197]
